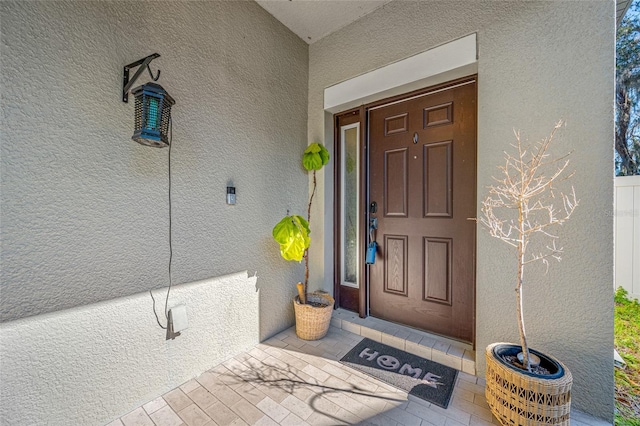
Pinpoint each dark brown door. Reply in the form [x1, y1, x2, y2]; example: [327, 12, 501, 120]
[368, 79, 476, 343]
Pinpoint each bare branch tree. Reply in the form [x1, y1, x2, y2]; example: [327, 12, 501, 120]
[479, 121, 579, 372]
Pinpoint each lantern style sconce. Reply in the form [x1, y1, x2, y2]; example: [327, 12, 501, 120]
[131, 83, 174, 147]
[122, 53, 175, 148]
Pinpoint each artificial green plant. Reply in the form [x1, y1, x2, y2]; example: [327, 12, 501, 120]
[272, 142, 330, 304]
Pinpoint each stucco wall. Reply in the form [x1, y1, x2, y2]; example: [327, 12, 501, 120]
[1, 0, 308, 337]
[0, 273, 258, 425]
[308, 1, 614, 420]
[1, 2, 308, 423]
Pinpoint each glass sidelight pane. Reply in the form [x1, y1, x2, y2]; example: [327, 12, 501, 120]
[341, 123, 359, 288]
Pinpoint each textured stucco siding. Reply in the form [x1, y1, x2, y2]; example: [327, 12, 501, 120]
[308, 1, 614, 420]
[1, 2, 308, 423]
[0, 273, 259, 426]
[0, 0, 308, 338]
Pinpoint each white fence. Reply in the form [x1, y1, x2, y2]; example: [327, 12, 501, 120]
[614, 175, 640, 300]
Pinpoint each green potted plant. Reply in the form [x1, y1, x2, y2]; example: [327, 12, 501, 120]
[272, 142, 334, 340]
[479, 121, 578, 425]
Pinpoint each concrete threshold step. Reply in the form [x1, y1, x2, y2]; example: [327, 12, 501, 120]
[332, 308, 475, 375]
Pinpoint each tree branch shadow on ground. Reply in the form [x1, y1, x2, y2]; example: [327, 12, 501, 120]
[217, 353, 406, 425]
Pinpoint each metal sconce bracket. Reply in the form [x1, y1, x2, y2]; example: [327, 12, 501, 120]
[122, 53, 161, 103]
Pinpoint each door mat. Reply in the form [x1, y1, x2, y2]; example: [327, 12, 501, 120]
[339, 338, 458, 409]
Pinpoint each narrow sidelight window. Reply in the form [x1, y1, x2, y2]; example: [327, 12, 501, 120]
[340, 123, 360, 288]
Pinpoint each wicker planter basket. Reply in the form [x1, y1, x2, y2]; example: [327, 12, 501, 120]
[293, 292, 334, 341]
[485, 343, 572, 425]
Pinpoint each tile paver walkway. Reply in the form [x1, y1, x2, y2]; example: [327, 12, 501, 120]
[109, 325, 610, 426]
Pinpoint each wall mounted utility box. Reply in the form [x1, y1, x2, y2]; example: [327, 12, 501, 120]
[169, 305, 188, 333]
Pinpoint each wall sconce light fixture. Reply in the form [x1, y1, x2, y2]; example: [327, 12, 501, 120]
[131, 83, 175, 147]
[122, 53, 175, 148]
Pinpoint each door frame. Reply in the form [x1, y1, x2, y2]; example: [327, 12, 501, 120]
[333, 107, 368, 315]
[333, 75, 478, 343]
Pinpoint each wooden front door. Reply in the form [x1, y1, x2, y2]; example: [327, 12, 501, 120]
[368, 79, 477, 343]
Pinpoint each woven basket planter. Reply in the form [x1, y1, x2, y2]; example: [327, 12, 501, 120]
[293, 292, 334, 341]
[485, 343, 572, 426]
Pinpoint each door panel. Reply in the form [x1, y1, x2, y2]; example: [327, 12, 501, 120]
[384, 235, 408, 296]
[423, 237, 452, 305]
[385, 113, 409, 135]
[423, 141, 453, 218]
[384, 149, 408, 217]
[368, 80, 476, 343]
